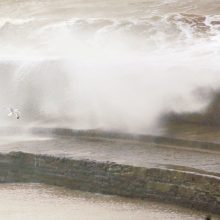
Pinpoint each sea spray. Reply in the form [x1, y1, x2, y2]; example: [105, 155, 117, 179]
[0, 0, 220, 133]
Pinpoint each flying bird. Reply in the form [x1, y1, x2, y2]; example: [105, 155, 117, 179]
[6, 107, 20, 119]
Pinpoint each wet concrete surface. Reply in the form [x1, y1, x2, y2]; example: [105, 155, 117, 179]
[0, 134, 219, 176]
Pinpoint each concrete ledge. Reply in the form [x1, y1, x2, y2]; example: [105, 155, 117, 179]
[0, 151, 219, 214]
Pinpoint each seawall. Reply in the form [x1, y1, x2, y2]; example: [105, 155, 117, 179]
[0, 152, 219, 214]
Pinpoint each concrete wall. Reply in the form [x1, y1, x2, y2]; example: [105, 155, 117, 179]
[0, 152, 219, 214]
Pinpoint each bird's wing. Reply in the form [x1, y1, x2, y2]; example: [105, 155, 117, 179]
[8, 112, 13, 117]
[14, 109, 20, 113]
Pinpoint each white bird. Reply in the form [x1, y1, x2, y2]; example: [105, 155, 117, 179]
[7, 107, 20, 119]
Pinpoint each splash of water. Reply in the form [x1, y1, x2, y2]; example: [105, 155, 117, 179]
[0, 0, 220, 133]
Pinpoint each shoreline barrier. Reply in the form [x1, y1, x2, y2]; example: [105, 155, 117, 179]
[0, 152, 219, 214]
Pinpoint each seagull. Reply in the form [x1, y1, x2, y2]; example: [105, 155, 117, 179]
[7, 107, 20, 119]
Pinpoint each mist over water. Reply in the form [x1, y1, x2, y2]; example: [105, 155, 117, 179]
[0, 0, 220, 133]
